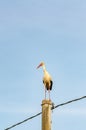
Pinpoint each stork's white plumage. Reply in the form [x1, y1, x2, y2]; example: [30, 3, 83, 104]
[37, 62, 53, 100]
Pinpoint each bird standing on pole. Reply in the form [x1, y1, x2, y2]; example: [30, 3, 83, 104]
[37, 62, 53, 100]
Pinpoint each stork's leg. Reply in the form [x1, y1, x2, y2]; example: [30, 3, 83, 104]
[48, 89, 50, 100]
[45, 88, 46, 99]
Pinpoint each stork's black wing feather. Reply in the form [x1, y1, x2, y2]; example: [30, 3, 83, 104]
[50, 80, 53, 90]
[43, 80, 44, 84]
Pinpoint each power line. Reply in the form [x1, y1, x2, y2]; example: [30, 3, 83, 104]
[5, 112, 42, 130]
[5, 96, 86, 130]
[53, 96, 86, 109]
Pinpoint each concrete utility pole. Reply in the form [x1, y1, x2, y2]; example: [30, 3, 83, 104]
[41, 100, 52, 130]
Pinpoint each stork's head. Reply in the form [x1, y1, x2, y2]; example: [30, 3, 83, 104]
[37, 62, 45, 69]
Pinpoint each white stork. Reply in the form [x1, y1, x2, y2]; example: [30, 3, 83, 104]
[37, 62, 53, 100]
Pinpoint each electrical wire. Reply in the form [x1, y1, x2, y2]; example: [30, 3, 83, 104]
[4, 96, 86, 130]
[53, 96, 86, 109]
[5, 112, 42, 130]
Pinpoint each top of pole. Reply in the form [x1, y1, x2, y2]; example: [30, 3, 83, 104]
[42, 100, 52, 106]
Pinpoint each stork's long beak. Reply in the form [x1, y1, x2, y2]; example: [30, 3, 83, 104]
[37, 63, 42, 69]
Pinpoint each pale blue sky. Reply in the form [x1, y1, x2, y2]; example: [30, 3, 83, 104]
[0, 0, 86, 130]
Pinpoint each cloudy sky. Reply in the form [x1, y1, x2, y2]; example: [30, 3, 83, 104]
[0, 0, 86, 130]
